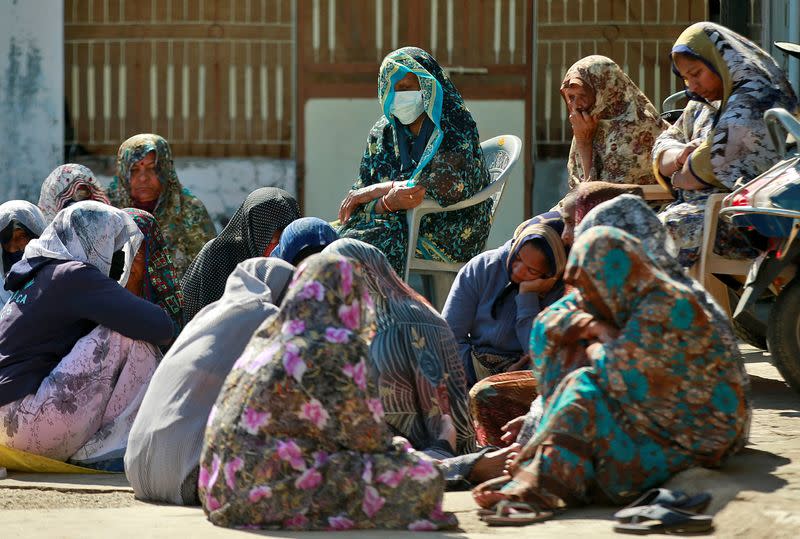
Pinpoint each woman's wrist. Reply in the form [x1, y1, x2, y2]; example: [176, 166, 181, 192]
[380, 193, 394, 213]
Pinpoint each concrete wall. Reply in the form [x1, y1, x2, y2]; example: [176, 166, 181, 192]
[304, 98, 525, 250]
[94, 157, 296, 232]
[0, 0, 63, 203]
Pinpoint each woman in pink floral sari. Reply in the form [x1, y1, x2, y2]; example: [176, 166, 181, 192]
[198, 254, 456, 531]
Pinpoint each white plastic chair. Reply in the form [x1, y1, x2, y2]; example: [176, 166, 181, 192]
[687, 193, 753, 314]
[403, 134, 522, 309]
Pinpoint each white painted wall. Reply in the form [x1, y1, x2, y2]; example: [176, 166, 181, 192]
[0, 0, 63, 203]
[304, 98, 526, 250]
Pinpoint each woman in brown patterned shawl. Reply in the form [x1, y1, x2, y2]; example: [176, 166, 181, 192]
[562, 55, 669, 188]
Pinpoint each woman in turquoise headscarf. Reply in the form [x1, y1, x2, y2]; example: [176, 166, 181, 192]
[336, 47, 491, 275]
[472, 227, 748, 522]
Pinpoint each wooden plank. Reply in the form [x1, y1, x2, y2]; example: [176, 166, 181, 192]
[65, 23, 293, 41]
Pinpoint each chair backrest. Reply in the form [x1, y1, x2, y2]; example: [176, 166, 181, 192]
[479, 135, 523, 219]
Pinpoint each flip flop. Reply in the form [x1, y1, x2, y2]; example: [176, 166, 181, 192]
[614, 488, 711, 522]
[613, 504, 713, 535]
[480, 500, 554, 527]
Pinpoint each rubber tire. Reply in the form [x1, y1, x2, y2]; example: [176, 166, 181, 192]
[728, 289, 768, 350]
[766, 278, 800, 394]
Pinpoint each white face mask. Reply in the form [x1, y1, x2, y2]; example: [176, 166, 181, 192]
[390, 90, 425, 125]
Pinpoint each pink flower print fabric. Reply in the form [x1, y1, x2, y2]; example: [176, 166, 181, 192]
[199, 254, 456, 531]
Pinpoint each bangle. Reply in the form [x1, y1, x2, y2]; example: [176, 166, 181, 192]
[670, 170, 680, 184]
[381, 194, 394, 213]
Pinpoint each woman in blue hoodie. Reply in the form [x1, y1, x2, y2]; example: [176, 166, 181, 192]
[0, 201, 173, 469]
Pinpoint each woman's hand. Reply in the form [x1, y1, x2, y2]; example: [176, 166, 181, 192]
[500, 415, 527, 446]
[671, 167, 707, 191]
[582, 319, 619, 342]
[381, 184, 426, 212]
[519, 276, 559, 295]
[506, 353, 532, 373]
[568, 108, 599, 143]
[338, 184, 391, 223]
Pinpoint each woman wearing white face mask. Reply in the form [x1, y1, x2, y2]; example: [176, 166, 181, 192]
[335, 47, 491, 275]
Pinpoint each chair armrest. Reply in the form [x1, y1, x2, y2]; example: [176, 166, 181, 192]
[640, 184, 675, 201]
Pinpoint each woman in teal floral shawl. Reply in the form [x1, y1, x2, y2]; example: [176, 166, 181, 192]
[473, 227, 748, 516]
[199, 254, 456, 531]
[336, 47, 491, 275]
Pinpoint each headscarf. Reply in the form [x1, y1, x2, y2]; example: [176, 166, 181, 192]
[492, 211, 567, 319]
[38, 164, 111, 221]
[0, 201, 47, 303]
[661, 22, 798, 190]
[323, 238, 476, 454]
[561, 55, 669, 188]
[574, 181, 644, 224]
[107, 134, 217, 277]
[271, 217, 339, 265]
[125, 257, 295, 505]
[124, 208, 184, 339]
[507, 213, 568, 278]
[561, 226, 748, 461]
[180, 188, 300, 323]
[199, 254, 453, 530]
[22, 201, 142, 286]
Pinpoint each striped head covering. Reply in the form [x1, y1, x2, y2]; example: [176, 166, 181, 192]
[38, 164, 110, 221]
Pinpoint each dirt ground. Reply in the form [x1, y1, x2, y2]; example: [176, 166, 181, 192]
[2, 345, 799, 538]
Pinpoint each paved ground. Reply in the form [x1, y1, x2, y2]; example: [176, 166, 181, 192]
[2, 345, 799, 538]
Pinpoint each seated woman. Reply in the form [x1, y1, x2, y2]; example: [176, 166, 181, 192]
[561, 55, 668, 188]
[199, 254, 456, 530]
[0, 201, 47, 305]
[559, 181, 644, 246]
[654, 22, 798, 268]
[508, 194, 751, 451]
[576, 195, 748, 416]
[123, 208, 185, 343]
[472, 227, 749, 523]
[126, 257, 295, 505]
[336, 47, 491, 275]
[270, 217, 338, 266]
[108, 134, 217, 278]
[180, 187, 300, 323]
[323, 238, 475, 455]
[443, 213, 567, 388]
[0, 202, 173, 469]
[38, 164, 111, 221]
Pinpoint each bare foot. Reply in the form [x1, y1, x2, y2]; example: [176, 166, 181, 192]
[438, 414, 456, 452]
[472, 475, 513, 509]
[503, 450, 520, 475]
[473, 489, 509, 509]
[468, 443, 521, 484]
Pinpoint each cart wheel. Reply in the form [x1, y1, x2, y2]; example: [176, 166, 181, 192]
[767, 278, 800, 394]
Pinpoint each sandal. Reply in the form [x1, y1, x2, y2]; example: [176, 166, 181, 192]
[614, 488, 712, 522]
[613, 504, 713, 535]
[480, 500, 554, 527]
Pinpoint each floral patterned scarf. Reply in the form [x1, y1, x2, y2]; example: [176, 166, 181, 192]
[199, 254, 455, 531]
[561, 55, 669, 187]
